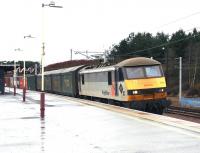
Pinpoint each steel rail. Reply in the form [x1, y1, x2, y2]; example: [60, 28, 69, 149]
[166, 106, 200, 118]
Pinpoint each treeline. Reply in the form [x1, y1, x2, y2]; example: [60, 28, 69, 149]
[108, 28, 200, 61]
[107, 28, 200, 96]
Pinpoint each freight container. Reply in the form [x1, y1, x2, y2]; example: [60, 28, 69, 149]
[52, 74, 62, 94]
[61, 66, 84, 97]
[44, 75, 52, 92]
[27, 75, 37, 91]
[37, 75, 41, 91]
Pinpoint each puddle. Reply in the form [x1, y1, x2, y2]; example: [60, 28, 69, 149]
[20, 117, 40, 119]
[40, 118, 46, 152]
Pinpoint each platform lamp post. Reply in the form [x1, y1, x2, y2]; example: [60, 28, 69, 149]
[13, 58, 16, 96]
[23, 35, 35, 102]
[41, 1, 63, 118]
[179, 57, 182, 102]
[14, 48, 23, 96]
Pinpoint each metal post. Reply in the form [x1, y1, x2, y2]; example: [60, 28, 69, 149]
[86, 50, 88, 58]
[70, 49, 72, 60]
[24, 34, 35, 99]
[166, 49, 169, 83]
[40, 42, 45, 118]
[41, 4, 45, 118]
[14, 48, 23, 97]
[104, 51, 107, 63]
[23, 60, 26, 102]
[14, 60, 16, 96]
[35, 64, 38, 75]
[179, 57, 182, 102]
[41, 1, 62, 118]
[40, 92, 45, 118]
[41, 43, 45, 92]
[24, 60, 26, 86]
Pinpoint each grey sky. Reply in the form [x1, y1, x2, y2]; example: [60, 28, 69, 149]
[0, 0, 200, 65]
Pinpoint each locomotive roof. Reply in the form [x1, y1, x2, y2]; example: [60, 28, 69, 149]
[116, 57, 160, 67]
[44, 65, 84, 75]
[79, 66, 115, 74]
[79, 57, 160, 74]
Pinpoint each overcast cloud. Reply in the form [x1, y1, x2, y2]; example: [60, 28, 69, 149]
[0, 0, 200, 65]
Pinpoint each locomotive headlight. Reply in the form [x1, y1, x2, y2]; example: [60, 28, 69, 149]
[132, 90, 138, 94]
[158, 88, 165, 92]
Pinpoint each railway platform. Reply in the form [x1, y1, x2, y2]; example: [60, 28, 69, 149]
[1, 88, 200, 153]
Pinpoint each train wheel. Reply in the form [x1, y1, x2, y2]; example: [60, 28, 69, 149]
[158, 109, 164, 115]
[151, 106, 157, 114]
[146, 104, 157, 114]
[108, 99, 114, 105]
[156, 103, 164, 115]
[123, 102, 131, 108]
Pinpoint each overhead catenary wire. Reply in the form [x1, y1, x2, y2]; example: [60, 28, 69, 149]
[111, 31, 200, 57]
[109, 9, 200, 57]
[151, 11, 200, 31]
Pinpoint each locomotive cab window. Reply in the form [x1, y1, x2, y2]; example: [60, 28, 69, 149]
[108, 71, 112, 85]
[125, 65, 162, 79]
[145, 65, 162, 77]
[126, 67, 145, 79]
[81, 75, 84, 85]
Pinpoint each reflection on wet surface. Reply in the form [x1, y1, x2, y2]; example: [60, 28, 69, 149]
[40, 118, 46, 152]
[1, 91, 200, 153]
[20, 117, 40, 119]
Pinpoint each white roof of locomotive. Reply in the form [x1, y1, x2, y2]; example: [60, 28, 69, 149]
[79, 66, 115, 74]
[42, 57, 160, 75]
[79, 57, 160, 74]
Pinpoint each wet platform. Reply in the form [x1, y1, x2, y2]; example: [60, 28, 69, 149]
[1, 88, 200, 153]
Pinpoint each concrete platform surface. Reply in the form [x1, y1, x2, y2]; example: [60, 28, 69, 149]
[1, 88, 200, 153]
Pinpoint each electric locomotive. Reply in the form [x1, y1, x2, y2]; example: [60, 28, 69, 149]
[79, 57, 169, 114]
[25, 57, 169, 114]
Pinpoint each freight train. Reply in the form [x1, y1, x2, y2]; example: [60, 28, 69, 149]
[7, 57, 170, 114]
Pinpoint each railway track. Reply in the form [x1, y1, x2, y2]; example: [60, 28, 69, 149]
[166, 106, 200, 118]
